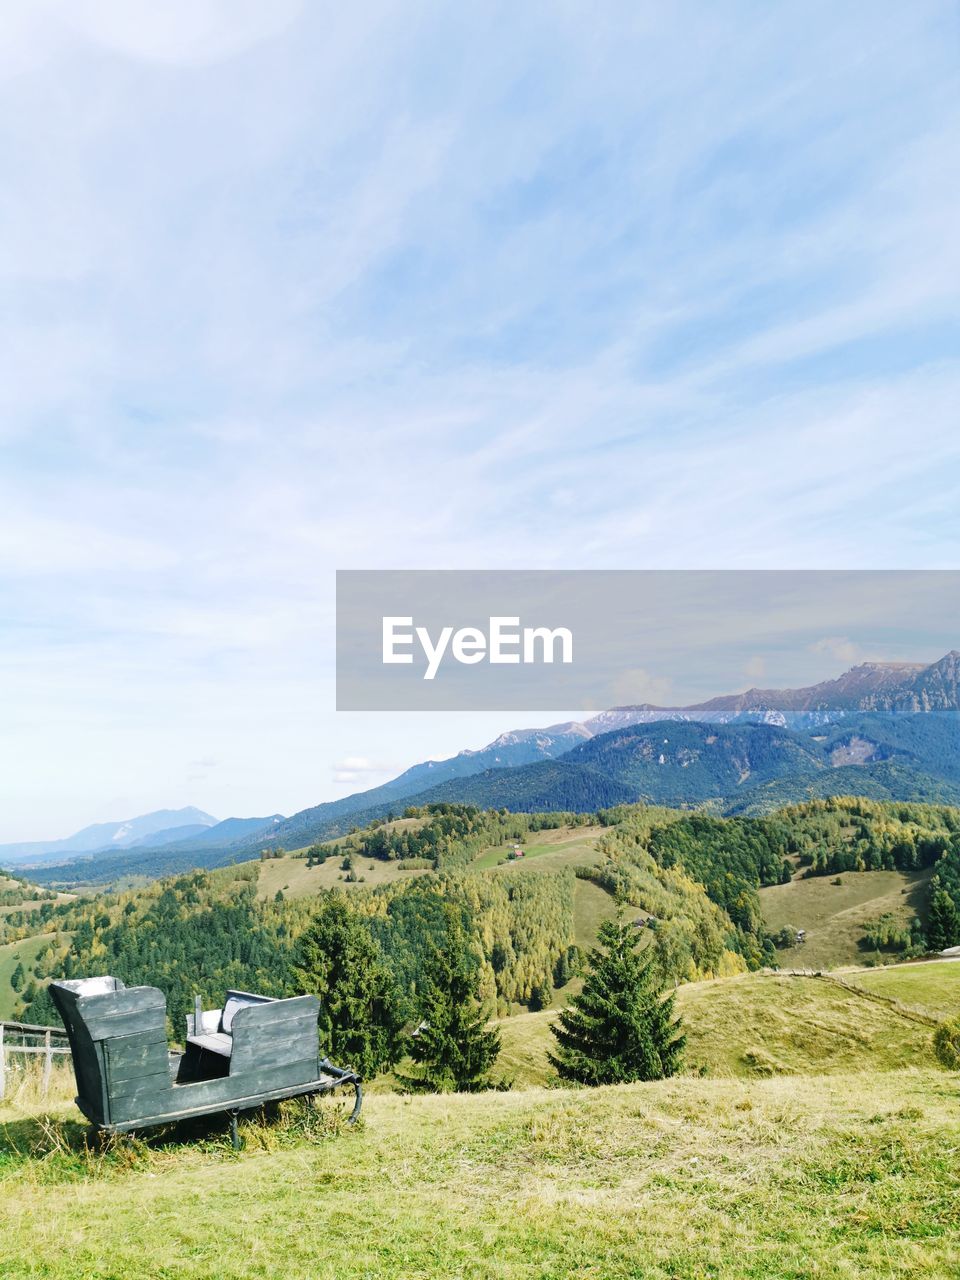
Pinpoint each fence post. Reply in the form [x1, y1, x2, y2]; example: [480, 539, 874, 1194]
[0, 1023, 5, 1101]
[41, 1029, 53, 1097]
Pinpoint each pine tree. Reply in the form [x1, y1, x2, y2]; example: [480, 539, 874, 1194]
[293, 894, 404, 1080]
[401, 906, 501, 1093]
[9, 961, 24, 992]
[927, 889, 960, 951]
[549, 918, 684, 1085]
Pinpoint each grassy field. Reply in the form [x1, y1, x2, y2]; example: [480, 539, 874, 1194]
[497, 970, 940, 1088]
[0, 874, 72, 917]
[760, 867, 931, 970]
[471, 825, 604, 872]
[846, 958, 960, 1020]
[1, 1069, 957, 1279]
[0, 934, 53, 1022]
[255, 852, 429, 901]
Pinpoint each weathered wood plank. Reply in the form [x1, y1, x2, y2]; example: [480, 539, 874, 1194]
[103, 1073, 346, 1133]
[41, 1031, 52, 1096]
[105, 1035, 170, 1083]
[191, 1059, 321, 1108]
[0, 1020, 70, 1037]
[108, 1073, 176, 1120]
[231, 1024, 319, 1074]
[82, 1006, 167, 1042]
[230, 996, 319, 1034]
[231, 1015, 318, 1052]
[0, 1045, 71, 1056]
[78, 986, 162, 1017]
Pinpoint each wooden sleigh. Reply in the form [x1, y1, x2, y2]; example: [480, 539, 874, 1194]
[50, 977, 362, 1147]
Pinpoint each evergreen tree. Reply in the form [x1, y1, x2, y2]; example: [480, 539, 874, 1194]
[401, 906, 501, 1093]
[9, 961, 24, 993]
[549, 918, 684, 1085]
[927, 889, 960, 951]
[293, 894, 404, 1080]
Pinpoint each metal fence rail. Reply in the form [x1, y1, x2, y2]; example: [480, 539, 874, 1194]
[0, 1020, 71, 1100]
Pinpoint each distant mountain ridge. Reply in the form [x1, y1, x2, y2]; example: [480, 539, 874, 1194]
[321, 715, 960, 822]
[571, 650, 960, 732]
[17, 651, 960, 887]
[233, 650, 960, 850]
[0, 808, 218, 867]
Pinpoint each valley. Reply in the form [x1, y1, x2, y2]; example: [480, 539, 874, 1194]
[4, 791, 960, 1279]
[12, 654, 960, 893]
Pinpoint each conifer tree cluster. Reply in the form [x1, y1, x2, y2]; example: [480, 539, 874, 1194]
[293, 893, 405, 1079]
[400, 905, 501, 1093]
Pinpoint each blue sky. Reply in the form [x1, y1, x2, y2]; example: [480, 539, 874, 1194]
[1, 1, 958, 839]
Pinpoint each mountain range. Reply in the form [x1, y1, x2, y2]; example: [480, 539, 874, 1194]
[229, 651, 960, 846]
[0, 811, 282, 869]
[11, 650, 960, 886]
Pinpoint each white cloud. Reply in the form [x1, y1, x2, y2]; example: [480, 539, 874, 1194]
[808, 637, 875, 668]
[1, 1, 304, 73]
[607, 669, 674, 708]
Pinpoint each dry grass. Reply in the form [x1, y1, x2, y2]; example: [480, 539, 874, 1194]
[0, 1055, 75, 1111]
[845, 958, 960, 1020]
[497, 969, 940, 1088]
[1, 1070, 958, 1278]
[255, 852, 429, 901]
[760, 867, 931, 969]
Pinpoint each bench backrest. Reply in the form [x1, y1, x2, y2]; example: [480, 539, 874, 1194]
[50, 977, 169, 1125]
[229, 994, 320, 1075]
[220, 989, 275, 1033]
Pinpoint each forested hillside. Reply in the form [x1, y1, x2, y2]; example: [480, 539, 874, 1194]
[16, 858, 577, 1031]
[26, 714, 960, 891]
[10, 797, 960, 1035]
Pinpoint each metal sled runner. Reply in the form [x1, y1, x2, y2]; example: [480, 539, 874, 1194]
[50, 977, 362, 1144]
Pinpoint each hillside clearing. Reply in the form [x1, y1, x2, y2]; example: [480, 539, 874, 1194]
[0, 934, 52, 1022]
[497, 970, 939, 1088]
[760, 867, 930, 969]
[1, 1070, 957, 1279]
[846, 958, 960, 1020]
[471, 824, 604, 872]
[255, 853, 429, 900]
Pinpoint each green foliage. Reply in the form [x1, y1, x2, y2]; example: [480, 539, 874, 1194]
[581, 808, 764, 979]
[549, 917, 684, 1085]
[934, 1017, 960, 1071]
[777, 796, 959, 876]
[22, 851, 575, 1032]
[23, 867, 287, 1032]
[326, 804, 591, 873]
[926, 889, 960, 950]
[293, 894, 404, 1078]
[401, 906, 501, 1092]
[860, 913, 925, 956]
[0, 871, 56, 909]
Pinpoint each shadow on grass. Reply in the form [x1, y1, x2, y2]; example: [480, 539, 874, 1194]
[0, 1093, 356, 1182]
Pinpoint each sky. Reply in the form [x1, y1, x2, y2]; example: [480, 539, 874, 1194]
[0, 1, 958, 840]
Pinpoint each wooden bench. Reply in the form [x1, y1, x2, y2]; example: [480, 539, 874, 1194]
[50, 976, 361, 1145]
[185, 989, 276, 1060]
